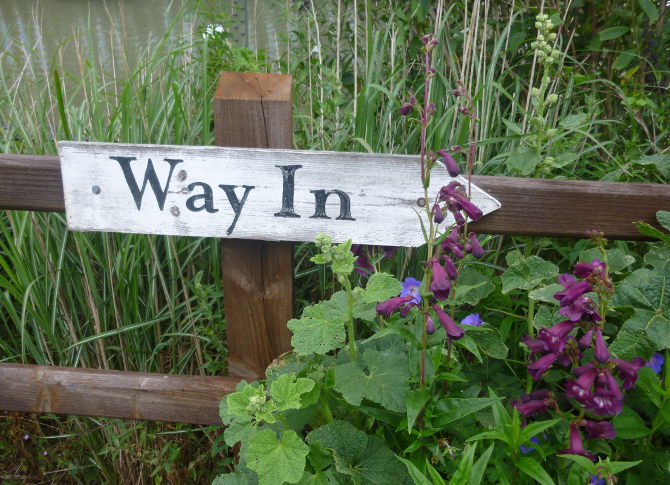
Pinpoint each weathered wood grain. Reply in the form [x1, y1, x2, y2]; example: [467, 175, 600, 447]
[1, 152, 669, 241]
[214, 72, 295, 380]
[0, 154, 63, 211]
[0, 363, 240, 424]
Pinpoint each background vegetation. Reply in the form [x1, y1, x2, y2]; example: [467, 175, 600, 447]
[0, 0, 668, 483]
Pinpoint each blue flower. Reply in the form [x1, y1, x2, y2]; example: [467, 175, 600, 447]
[461, 313, 484, 326]
[646, 352, 665, 375]
[519, 435, 540, 455]
[400, 277, 422, 304]
[590, 475, 605, 485]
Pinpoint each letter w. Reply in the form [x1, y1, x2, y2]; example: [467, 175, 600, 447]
[111, 156, 183, 210]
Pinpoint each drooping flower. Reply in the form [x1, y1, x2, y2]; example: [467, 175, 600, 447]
[351, 244, 374, 275]
[425, 317, 435, 335]
[646, 352, 665, 374]
[528, 352, 559, 380]
[429, 258, 451, 300]
[468, 232, 485, 258]
[437, 149, 460, 177]
[461, 313, 484, 326]
[582, 419, 616, 440]
[554, 275, 593, 306]
[376, 295, 416, 316]
[573, 259, 606, 280]
[442, 255, 458, 280]
[432, 304, 464, 340]
[400, 277, 422, 304]
[593, 327, 610, 363]
[512, 389, 554, 416]
[612, 357, 645, 390]
[558, 423, 596, 461]
[565, 363, 598, 405]
[559, 296, 601, 323]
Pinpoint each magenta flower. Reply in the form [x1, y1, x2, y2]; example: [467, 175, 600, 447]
[554, 275, 593, 306]
[558, 424, 596, 461]
[468, 232, 485, 258]
[528, 352, 559, 380]
[437, 149, 460, 177]
[429, 258, 451, 300]
[512, 389, 554, 416]
[376, 295, 415, 316]
[573, 259, 606, 280]
[559, 296, 601, 323]
[432, 305, 464, 340]
[582, 419, 616, 440]
[400, 277, 422, 304]
[593, 327, 610, 363]
[432, 203, 445, 223]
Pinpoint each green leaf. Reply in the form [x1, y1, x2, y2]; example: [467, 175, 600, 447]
[449, 443, 477, 485]
[657, 211, 670, 232]
[613, 49, 636, 70]
[245, 429, 309, 485]
[638, 0, 659, 21]
[558, 454, 595, 473]
[502, 256, 559, 294]
[288, 303, 346, 356]
[528, 284, 562, 304]
[559, 113, 587, 129]
[599, 26, 629, 41]
[610, 264, 670, 358]
[213, 469, 258, 485]
[271, 373, 316, 411]
[452, 266, 494, 306]
[519, 419, 561, 443]
[517, 457, 556, 485]
[635, 222, 670, 244]
[333, 348, 410, 413]
[579, 248, 635, 274]
[466, 327, 509, 359]
[308, 421, 410, 485]
[363, 272, 402, 303]
[613, 407, 651, 439]
[224, 420, 257, 447]
[405, 389, 431, 434]
[470, 444, 495, 485]
[227, 384, 277, 423]
[432, 397, 503, 427]
[396, 457, 435, 485]
[607, 459, 643, 474]
[505, 147, 542, 176]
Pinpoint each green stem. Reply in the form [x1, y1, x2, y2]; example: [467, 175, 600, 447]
[344, 279, 357, 361]
[525, 297, 536, 394]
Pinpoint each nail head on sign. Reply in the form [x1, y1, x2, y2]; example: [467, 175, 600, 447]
[170, 206, 180, 217]
[176, 170, 187, 182]
[416, 197, 426, 208]
[92, 185, 101, 194]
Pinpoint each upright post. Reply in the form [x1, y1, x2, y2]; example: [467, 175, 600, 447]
[214, 72, 294, 379]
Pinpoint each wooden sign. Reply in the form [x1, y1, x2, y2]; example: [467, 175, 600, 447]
[58, 141, 501, 247]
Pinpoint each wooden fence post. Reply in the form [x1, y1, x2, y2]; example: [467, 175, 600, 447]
[214, 72, 294, 380]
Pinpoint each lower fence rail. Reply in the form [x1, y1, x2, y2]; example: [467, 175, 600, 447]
[0, 363, 240, 425]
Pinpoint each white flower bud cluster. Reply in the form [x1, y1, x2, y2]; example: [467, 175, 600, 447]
[530, 13, 560, 65]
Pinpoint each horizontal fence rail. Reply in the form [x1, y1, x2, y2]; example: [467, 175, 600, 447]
[0, 364, 241, 425]
[1, 152, 669, 240]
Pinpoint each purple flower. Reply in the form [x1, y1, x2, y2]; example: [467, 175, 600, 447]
[400, 277, 422, 304]
[612, 357, 645, 390]
[578, 327, 594, 350]
[512, 389, 554, 416]
[351, 244, 374, 276]
[376, 295, 415, 316]
[461, 313, 484, 326]
[437, 149, 460, 177]
[559, 296, 601, 323]
[558, 423, 595, 461]
[429, 258, 451, 300]
[588, 369, 623, 416]
[565, 363, 598, 405]
[573, 259, 606, 280]
[432, 203, 445, 223]
[442, 256, 458, 280]
[23, 434, 29, 441]
[426, 317, 435, 335]
[593, 327, 610, 363]
[554, 276, 593, 306]
[590, 476, 605, 485]
[432, 305, 464, 340]
[528, 352, 559, 380]
[582, 419, 616, 440]
[519, 435, 540, 454]
[468, 232, 485, 258]
[646, 352, 665, 374]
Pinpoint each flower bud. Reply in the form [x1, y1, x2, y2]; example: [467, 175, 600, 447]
[546, 93, 558, 104]
[548, 33, 557, 41]
[531, 87, 541, 97]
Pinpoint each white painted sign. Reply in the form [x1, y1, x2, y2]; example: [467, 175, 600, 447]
[58, 141, 500, 247]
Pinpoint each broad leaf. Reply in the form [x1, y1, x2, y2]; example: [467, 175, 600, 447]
[432, 397, 503, 427]
[578, 248, 635, 274]
[271, 373, 315, 411]
[505, 147, 541, 176]
[245, 429, 309, 485]
[452, 266, 494, 306]
[333, 348, 410, 412]
[288, 302, 346, 356]
[363, 272, 402, 303]
[613, 407, 651, 439]
[502, 256, 558, 294]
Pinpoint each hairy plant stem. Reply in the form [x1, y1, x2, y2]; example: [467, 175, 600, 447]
[344, 279, 357, 362]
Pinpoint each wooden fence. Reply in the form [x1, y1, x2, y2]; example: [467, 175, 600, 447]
[0, 71, 669, 425]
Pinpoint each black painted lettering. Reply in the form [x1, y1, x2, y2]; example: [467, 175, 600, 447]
[185, 182, 218, 213]
[274, 165, 302, 218]
[309, 189, 355, 221]
[111, 156, 183, 211]
[219, 185, 255, 235]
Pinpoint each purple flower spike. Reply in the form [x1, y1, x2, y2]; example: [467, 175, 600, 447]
[574, 259, 606, 279]
[437, 149, 460, 177]
[593, 327, 610, 363]
[432, 305, 464, 340]
[579, 327, 594, 350]
[558, 423, 596, 461]
[612, 357, 645, 390]
[646, 352, 665, 374]
[554, 279, 593, 306]
[400, 277, 422, 304]
[468, 232, 485, 258]
[461, 313, 484, 326]
[376, 295, 415, 316]
[582, 419, 616, 440]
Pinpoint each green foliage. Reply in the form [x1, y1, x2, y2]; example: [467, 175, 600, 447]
[245, 430, 309, 485]
[501, 255, 559, 294]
